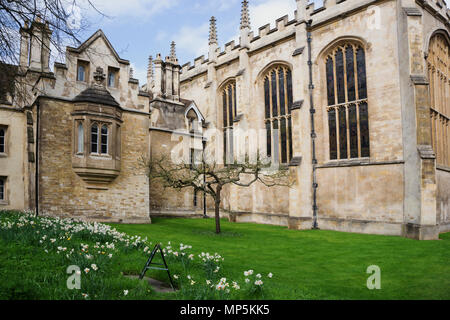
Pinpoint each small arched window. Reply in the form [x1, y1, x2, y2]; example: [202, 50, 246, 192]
[77, 122, 84, 154]
[263, 65, 293, 164]
[0, 128, 5, 153]
[222, 81, 236, 164]
[325, 42, 370, 160]
[91, 124, 98, 154]
[428, 33, 449, 167]
[101, 125, 108, 154]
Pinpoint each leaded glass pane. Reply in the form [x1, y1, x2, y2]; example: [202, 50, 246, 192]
[264, 78, 270, 119]
[287, 70, 293, 112]
[326, 58, 335, 106]
[91, 124, 98, 154]
[348, 104, 358, 158]
[266, 121, 271, 158]
[280, 118, 287, 163]
[359, 102, 370, 157]
[271, 71, 278, 117]
[279, 68, 286, 116]
[338, 107, 347, 158]
[357, 48, 367, 100]
[0, 129, 4, 153]
[328, 109, 337, 160]
[336, 49, 345, 104]
[346, 46, 356, 102]
[101, 125, 108, 154]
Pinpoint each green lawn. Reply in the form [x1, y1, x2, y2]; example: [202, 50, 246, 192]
[112, 218, 450, 300]
[0, 211, 448, 300]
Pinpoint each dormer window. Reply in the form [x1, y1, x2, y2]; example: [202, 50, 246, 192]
[77, 60, 90, 82]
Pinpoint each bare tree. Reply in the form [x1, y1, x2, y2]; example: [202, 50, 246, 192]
[147, 154, 293, 234]
[0, 0, 105, 103]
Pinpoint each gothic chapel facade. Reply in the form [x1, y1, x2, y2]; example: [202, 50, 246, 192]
[0, 0, 449, 240]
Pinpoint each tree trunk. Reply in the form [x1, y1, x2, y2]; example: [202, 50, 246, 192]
[215, 185, 222, 234]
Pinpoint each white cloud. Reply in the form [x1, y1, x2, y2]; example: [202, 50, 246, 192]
[86, 0, 180, 18]
[249, 0, 297, 30]
[173, 22, 209, 59]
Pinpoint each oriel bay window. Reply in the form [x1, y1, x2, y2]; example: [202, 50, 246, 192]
[264, 66, 293, 164]
[222, 81, 236, 164]
[325, 43, 370, 160]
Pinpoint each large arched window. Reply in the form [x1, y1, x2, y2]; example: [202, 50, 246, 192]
[325, 42, 370, 160]
[222, 81, 236, 164]
[263, 65, 293, 164]
[0, 128, 5, 153]
[428, 33, 449, 167]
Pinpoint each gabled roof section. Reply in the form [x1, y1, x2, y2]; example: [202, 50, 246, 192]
[183, 100, 205, 122]
[67, 30, 130, 65]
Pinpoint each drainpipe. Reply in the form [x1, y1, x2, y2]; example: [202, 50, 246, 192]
[35, 100, 40, 217]
[306, 20, 319, 230]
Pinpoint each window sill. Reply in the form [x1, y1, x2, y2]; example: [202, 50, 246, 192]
[0, 153, 8, 158]
[89, 153, 112, 160]
[317, 158, 405, 168]
[0, 201, 9, 206]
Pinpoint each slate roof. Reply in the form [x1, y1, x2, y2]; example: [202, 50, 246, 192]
[73, 85, 120, 107]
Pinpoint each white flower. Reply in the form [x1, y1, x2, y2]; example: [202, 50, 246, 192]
[91, 264, 98, 271]
[84, 268, 90, 274]
[82, 293, 88, 299]
[256, 274, 262, 279]
[245, 278, 250, 283]
[268, 273, 273, 278]
[124, 290, 129, 296]
[173, 275, 179, 279]
[255, 280, 263, 286]
[190, 280, 196, 286]
[206, 280, 211, 285]
[187, 275, 191, 280]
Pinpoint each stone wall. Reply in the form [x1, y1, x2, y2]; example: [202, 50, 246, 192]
[0, 106, 29, 211]
[37, 97, 150, 223]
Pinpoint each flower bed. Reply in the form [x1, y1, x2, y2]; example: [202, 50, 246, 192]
[0, 210, 274, 300]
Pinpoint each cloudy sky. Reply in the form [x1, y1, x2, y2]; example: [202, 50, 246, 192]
[70, 0, 312, 83]
[70, 0, 448, 84]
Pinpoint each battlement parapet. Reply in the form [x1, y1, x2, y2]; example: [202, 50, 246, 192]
[180, 0, 449, 82]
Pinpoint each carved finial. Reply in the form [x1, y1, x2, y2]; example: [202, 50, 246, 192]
[240, 0, 250, 30]
[170, 41, 177, 61]
[209, 16, 218, 45]
[147, 55, 154, 78]
[93, 67, 105, 86]
[130, 67, 134, 79]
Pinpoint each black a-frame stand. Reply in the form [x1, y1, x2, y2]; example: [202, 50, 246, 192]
[139, 244, 175, 290]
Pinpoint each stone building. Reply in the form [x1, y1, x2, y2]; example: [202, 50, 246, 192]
[178, 0, 450, 240]
[0, 0, 449, 240]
